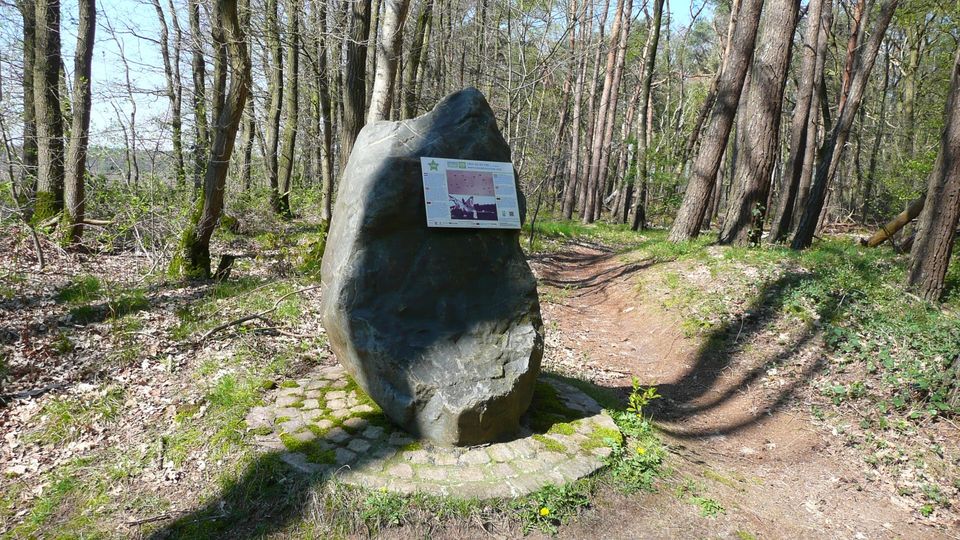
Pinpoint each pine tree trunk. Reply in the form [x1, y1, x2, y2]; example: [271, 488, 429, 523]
[577, 0, 609, 216]
[629, 0, 665, 231]
[792, 0, 899, 250]
[769, 0, 830, 242]
[667, 0, 764, 242]
[276, 0, 300, 216]
[174, 0, 251, 279]
[582, 0, 627, 224]
[561, 0, 588, 220]
[33, 0, 65, 223]
[62, 0, 95, 244]
[863, 45, 890, 223]
[368, 0, 410, 122]
[907, 48, 960, 302]
[718, 0, 799, 246]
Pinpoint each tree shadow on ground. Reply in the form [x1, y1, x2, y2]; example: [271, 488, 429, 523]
[145, 375, 604, 539]
[645, 269, 841, 439]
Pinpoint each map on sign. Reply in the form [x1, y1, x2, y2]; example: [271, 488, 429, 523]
[420, 157, 521, 229]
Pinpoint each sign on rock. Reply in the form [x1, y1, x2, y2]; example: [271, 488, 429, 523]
[421, 157, 522, 229]
[320, 88, 544, 446]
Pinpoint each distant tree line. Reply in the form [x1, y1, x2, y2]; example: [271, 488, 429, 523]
[0, 0, 958, 298]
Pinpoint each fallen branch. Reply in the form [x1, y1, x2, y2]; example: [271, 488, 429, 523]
[29, 226, 45, 270]
[197, 285, 322, 343]
[0, 382, 67, 404]
[39, 213, 62, 230]
[83, 218, 113, 226]
[126, 512, 175, 526]
[860, 195, 925, 248]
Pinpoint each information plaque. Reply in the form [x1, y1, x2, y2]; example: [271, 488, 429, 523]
[420, 157, 521, 229]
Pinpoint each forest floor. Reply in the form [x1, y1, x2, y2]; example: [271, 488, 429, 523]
[529, 235, 958, 539]
[1, 216, 958, 538]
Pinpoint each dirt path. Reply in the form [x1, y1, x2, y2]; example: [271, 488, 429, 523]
[530, 242, 949, 540]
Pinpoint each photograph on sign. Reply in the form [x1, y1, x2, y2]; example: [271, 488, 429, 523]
[420, 157, 521, 229]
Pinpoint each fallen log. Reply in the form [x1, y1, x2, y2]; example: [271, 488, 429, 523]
[860, 195, 926, 248]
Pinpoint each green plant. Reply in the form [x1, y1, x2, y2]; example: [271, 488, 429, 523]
[689, 496, 724, 517]
[518, 483, 591, 535]
[361, 489, 408, 532]
[626, 378, 661, 419]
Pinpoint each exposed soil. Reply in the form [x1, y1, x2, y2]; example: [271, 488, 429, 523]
[530, 241, 954, 540]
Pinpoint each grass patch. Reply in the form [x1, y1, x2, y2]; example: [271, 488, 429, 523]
[523, 218, 649, 252]
[56, 274, 101, 303]
[27, 386, 125, 445]
[278, 433, 336, 464]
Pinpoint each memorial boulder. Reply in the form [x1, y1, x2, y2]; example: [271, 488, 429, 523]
[320, 88, 543, 446]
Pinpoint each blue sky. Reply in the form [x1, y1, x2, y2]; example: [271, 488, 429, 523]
[2, 0, 713, 144]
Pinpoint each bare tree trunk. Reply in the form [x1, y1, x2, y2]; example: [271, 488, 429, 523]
[862, 42, 890, 223]
[792, 0, 899, 249]
[174, 0, 251, 279]
[907, 48, 960, 302]
[629, 0, 665, 231]
[62, 0, 95, 244]
[718, 0, 799, 245]
[577, 0, 609, 215]
[366, 0, 383, 103]
[263, 0, 284, 212]
[368, 0, 410, 122]
[582, 0, 628, 223]
[838, 0, 866, 112]
[33, 0, 65, 222]
[18, 0, 38, 199]
[189, 0, 208, 190]
[276, 0, 300, 216]
[401, 0, 433, 119]
[769, 0, 831, 242]
[668, 0, 764, 242]
[561, 0, 588, 219]
[314, 0, 335, 222]
[342, 0, 372, 166]
[154, 0, 184, 185]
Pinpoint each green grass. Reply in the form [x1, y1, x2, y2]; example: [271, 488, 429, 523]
[26, 386, 125, 445]
[523, 218, 650, 252]
[172, 278, 305, 340]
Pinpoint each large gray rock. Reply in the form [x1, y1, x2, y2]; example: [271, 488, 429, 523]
[320, 88, 543, 446]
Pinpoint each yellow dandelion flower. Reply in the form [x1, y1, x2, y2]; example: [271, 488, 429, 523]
[539, 507, 550, 517]
[636, 447, 647, 455]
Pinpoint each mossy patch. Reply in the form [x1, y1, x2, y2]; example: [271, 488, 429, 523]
[547, 422, 576, 436]
[583, 426, 623, 450]
[527, 380, 581, 433]
[398, 441, 423, 452]
[280, 380, 300, 388]
[279, 433, 336, 464]
[533, 434, 566, 453]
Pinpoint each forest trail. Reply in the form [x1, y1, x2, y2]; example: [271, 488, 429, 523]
[531, 242, 947, 540]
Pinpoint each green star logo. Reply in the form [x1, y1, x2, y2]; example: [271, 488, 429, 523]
[428, 160, 439, 171]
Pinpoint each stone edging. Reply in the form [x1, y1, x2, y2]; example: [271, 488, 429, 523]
[246, 364, 620, 499]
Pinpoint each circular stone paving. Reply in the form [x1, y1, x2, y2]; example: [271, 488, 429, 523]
[245, 364, 621, 499]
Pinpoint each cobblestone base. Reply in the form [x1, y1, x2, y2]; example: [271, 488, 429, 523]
[246, 364, 619, 499]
